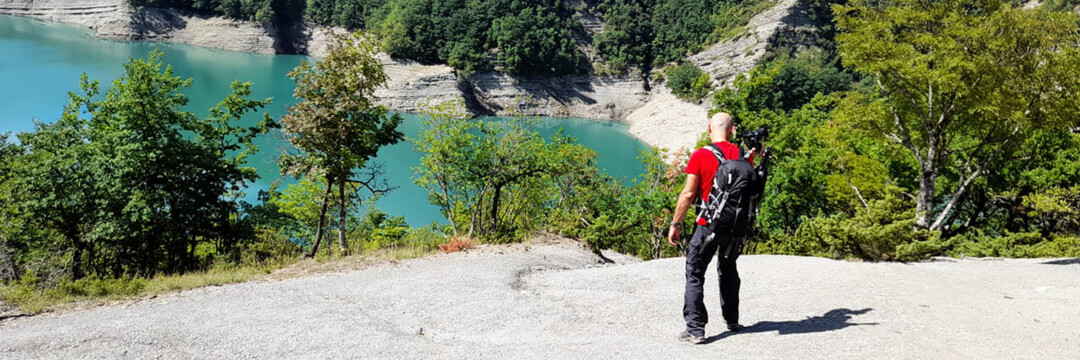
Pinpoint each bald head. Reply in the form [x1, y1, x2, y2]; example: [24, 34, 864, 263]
[709, 112, 735, 142]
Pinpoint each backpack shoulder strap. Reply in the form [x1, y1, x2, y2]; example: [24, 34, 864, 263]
[704, 143, 728, 163]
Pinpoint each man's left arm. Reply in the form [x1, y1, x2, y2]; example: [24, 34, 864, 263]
[668, 174, 700, 246]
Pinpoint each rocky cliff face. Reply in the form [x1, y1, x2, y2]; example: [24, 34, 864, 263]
[376, 58, 468, 115]
[465, 73, 647, 119]
[374, 62, 648, 122]
[689, 0, 817, 87]
[0, 0, 280, 54]
[630, 0, 819, 151]
[1, 0, 817, 151]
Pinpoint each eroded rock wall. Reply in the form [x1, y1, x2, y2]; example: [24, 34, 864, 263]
[0, 0, 280, 54]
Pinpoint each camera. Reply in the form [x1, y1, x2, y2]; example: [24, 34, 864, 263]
[740, 126, 768, 153]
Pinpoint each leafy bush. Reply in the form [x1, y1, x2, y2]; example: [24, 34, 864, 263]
[355, 207, 410, 252]
[5, 50, 273, 279]
[551, 148, 689, 260]
[241, 228, 302, 265]
[715, 51, 853, 116]
[947, 232, 1080, 258]
[413, 101, 599, 242]
[665, 63, 713, 101]
[397, 224, 447, 251]
[763, 193, 940, 261]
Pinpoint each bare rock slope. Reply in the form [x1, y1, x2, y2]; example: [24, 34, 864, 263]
[1, 239, 1078, 359]
[689, 0, 817, 88]
[628, 0, 818, 151]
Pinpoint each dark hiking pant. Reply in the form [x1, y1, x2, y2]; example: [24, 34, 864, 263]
[683, 225, 743, 337]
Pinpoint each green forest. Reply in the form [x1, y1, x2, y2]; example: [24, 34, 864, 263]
[128, 0, 778, 76]
[2, 0, 1080, 311]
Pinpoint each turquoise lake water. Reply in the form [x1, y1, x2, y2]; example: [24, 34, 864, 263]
[0, 15, 650, 225]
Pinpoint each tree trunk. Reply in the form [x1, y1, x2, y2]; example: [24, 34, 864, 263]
[71, 240, 84, 280]
[438, 177, 459, 236]
[306, 181, 334, 258]
[959, 195, 988, 234]
[469, 188, 488, 238]
[490, 185, 503, 232]
[915, 166, 937, 229]
[188, 235, 197, 271]
[338, 178, 348, 255]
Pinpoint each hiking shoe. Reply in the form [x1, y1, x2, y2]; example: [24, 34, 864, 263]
[727, 323, 745, 332]
[677, 330, 705, 344]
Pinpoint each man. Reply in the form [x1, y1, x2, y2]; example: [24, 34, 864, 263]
[668, 112, 759, 344]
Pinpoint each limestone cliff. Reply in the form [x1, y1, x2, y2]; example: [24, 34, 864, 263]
[0, 0, 279, 54]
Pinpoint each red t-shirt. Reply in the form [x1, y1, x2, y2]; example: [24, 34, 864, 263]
[685, 141, 754, 201]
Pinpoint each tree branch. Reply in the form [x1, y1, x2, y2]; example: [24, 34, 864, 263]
[929, 125, 1022, 231]
[846, 177, 872, 217]
[879, 78, 924, 165]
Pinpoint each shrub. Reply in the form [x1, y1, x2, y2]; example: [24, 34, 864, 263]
[241, 228, 302, 266]
[399, 224, 447, 251]
[52, 275, 147, 298]
[762, 194, 942, 261]
[947, 232, 1080, 258]
[665, 63, 713, 101]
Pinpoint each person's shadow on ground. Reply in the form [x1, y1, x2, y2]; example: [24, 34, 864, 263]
[704, 308, 877, 344]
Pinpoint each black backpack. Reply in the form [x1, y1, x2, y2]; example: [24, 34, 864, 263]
[695, 143, 757, 236]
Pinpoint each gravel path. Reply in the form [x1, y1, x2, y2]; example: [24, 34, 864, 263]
[1, 239, 1078, 359]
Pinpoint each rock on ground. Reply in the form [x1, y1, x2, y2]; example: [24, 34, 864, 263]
[1, 238, 1077, 359]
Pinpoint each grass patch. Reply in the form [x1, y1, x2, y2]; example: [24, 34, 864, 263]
[270, 244, 442, 279]
[0, 244, 442, 314]
[0, 262, 287, 314]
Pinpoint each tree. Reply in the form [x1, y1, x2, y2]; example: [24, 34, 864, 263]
[413, 101, 595, 239]
[834, 0, 1080, 230]
[665, 63, 712, 101]
[595, 0, 656, 74]
[279, 30, 403, 257]
[715, 51, 853, 114]
[10, 50, 273, 278]
[490, 6, 584, 75]
[410, 101, 472, 236]
[0, 134, 25, 282]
